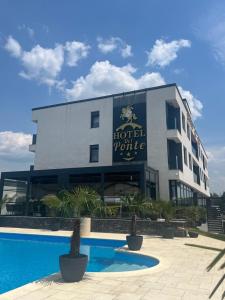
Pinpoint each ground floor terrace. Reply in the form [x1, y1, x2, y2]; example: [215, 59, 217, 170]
[0, 227, 224, 300]
[0, 163, 209, 217]
[0, 164, 158, 216]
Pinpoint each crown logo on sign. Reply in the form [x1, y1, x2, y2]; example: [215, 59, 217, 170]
[116, 105, 142, 131]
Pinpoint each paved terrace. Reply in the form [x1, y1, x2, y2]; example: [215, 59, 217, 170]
[0, 228, 224, 300]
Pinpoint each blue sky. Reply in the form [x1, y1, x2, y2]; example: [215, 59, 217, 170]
[0, 0, 225, 193]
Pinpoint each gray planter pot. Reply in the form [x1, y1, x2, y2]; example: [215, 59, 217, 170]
[126, 235, 143, 251]
[174, 229, 187, 237]
[59, 254, 88, 282]
[50, 222, 60, 231]
[162, 227, 174, 239]
[188, 231, 198, 238]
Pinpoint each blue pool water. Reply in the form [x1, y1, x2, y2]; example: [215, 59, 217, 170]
[0, 232, 159, 294]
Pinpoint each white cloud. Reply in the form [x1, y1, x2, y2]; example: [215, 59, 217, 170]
[121, 44, 133, 58]
[4, 36, 90, 87]
[66, 60, 165, 100]
[206, 146, 225, 194]
[27, 27, 34, 38]
[4, 36, 203, 122]
[97, 37, 118, 54]
[5, 36, 22, 58]
[207, 146, 225, 163]
[0, 131, 32, 160]
[65, 41, 90, 67]
[178, 86, 203, 120]
[20, 44, 64, 86]
[147, 39, 191, 67]
[18, 24, 35, 38]
[65, 61, 203, 122]
[97, 37, 133, 58]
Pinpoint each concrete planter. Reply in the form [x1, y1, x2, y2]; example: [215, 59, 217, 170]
[126, 235, 143, 251]
[59, 254, 88, 282]
[80, 217, 91, 236]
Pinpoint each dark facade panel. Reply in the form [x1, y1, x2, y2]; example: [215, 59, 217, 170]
[113, 92, 147, 163]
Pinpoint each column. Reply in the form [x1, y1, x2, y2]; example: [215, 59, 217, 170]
[100, 173, 105, 202]
[25, 175, 31, 216]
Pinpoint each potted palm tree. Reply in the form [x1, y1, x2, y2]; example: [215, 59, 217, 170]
[121, 193, 151, 251]
[59, 219, 88, 282]
[58, 186, 100, 282]
[126, 214, 143, 251]
[63, 186, 100, 236]
[42, 187, 100, 234]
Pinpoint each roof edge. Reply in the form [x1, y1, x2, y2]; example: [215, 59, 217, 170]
[32, 83, 177, 111]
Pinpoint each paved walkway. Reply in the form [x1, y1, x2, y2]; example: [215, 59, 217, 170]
[0, 228, 224, 300]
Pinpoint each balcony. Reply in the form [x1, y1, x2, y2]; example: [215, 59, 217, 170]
[167, 129, 182, 143]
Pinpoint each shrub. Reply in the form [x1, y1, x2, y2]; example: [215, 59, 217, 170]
[150, 200, 175, 221]
[120, 193, 152, 218]
[41, 187, 101, 218]
[175, 206, 206, 226]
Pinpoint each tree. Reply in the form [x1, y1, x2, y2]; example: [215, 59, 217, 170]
[41, 187, 100, 218]
[120, 193, 152, 217]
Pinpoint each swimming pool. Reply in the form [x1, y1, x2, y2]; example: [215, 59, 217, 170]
[0, 232, 159, 294]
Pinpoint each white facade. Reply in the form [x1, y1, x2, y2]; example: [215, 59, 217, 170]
[30, 84, 210, 201]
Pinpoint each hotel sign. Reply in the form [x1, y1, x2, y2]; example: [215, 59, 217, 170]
[113, 93, 147, 162]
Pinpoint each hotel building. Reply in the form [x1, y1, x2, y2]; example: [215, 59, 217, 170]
[0, 83, 210, 215]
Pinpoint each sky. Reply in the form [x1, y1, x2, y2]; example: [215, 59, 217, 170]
[0, 0, 225, 193]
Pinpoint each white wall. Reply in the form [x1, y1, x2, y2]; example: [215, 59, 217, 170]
[32, 85, 210, 198]
[33, 98, 113, 170]
[147, 86, 177, 200]
[174, 89, 210, 196]
[146, 86, 209, 199]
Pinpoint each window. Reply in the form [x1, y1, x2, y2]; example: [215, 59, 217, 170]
[91, 111, 99, 128]
[89, 144, 99, 162]
[187, 123, 191, 140]
[167, 140, 183, 171]
[204, 175, 207, 190]
[183, 146, 187, 165]
[203, 155, 207, 170]
[201, 170, 204, 181]
[189, 153, 192, 170]
[166, 102, 181, 132]
[182, 113, 186, 132]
